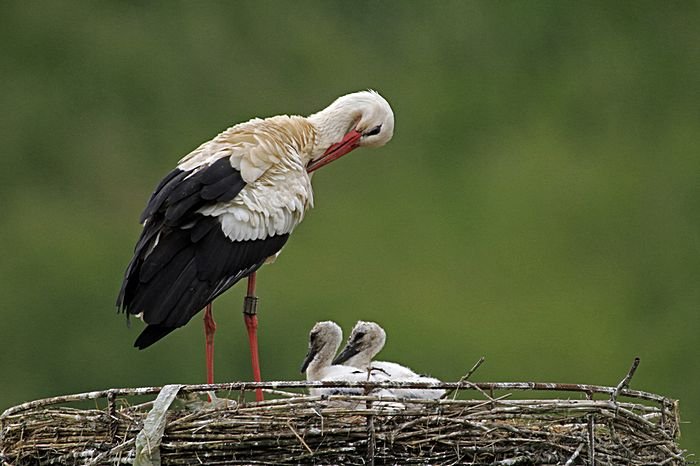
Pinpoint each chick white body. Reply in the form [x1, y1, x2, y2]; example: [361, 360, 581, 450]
[333, 321, 445, 399]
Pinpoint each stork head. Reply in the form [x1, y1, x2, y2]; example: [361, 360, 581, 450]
[332, 321, 386, 365]
[306, 90, 394, 173]
[300, 321, 343, 373]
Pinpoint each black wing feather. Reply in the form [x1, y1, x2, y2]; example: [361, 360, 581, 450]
[131, 222, 289, 348]
[138, 230, 191, 283]
[164, 195, 203, 224]
[139, 169, 188, 223]
[200, 173, 245, 201]
[117, 156, 290, 349]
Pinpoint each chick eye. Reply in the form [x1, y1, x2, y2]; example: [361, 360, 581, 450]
[365, 125, 382, 137]
[354, 332, 366, 340]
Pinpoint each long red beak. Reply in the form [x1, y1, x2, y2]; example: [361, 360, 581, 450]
[307, 130, 362, 173]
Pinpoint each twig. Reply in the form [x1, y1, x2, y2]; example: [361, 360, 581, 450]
[612, 357, 641, 402]
[366, 398, 376, 466]
[564, 443, 585, 466]
[286, 420, 313, 455]
[460, 356, 486, 383]
[85, 438, 136, 466]
[262, 388, 301, 398]
[587, 401, 596, 466]
[584, 390, 596, 466]
[444, 356, 486, 400]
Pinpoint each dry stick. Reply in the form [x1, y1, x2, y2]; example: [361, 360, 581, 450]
[564, 443, 585, 466]
[286, 419, 313, 455]
[612, 357, 641, 402]
[262, 388, 300, 398]
[458, 357, 486, 384]
[107, 390, 117, 440]
[366, 398, 376, 466]
[444, 356, 486, 400]
[586, 391, 596, 466]
[84, 438, 136, 466]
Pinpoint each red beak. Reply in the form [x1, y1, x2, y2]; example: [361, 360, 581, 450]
[307, 130, 362, 173]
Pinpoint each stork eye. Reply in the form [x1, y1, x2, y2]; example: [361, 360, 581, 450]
[365, 125, 382, 137]
[354, 331, 366, 340]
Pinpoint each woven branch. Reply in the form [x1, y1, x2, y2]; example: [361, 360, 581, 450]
[0, 380, 687, 466]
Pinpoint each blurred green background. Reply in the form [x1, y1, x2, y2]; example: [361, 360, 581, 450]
[1, 0, 698, 454]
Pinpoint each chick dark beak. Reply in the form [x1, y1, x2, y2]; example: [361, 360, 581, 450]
[300, 345, 319, 373]
[331, 342, 360, 365]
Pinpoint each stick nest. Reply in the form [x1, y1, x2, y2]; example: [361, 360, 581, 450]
[0, 380, 687, 465]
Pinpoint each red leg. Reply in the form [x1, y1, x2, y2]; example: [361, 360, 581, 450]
[244, 272, 264, 402]
[203, 303, 216, 385]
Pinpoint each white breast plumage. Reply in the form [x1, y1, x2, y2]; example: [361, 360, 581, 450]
[181, 115, 317, 242]
[198, 161, 314, 242]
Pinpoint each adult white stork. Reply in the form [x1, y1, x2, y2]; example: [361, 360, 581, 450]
[116, 91, 394, 400]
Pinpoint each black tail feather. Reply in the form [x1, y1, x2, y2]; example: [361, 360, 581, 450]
[134, 325, 177, 349]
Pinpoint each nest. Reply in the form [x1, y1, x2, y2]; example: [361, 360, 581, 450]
[0, 379, 687, 466]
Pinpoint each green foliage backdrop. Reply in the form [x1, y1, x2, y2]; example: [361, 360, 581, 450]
[1, 0, 698, 453]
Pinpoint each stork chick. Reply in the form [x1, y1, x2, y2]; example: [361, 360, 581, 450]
[333, 321, 445, 399]
[301, 321, 386, 397]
